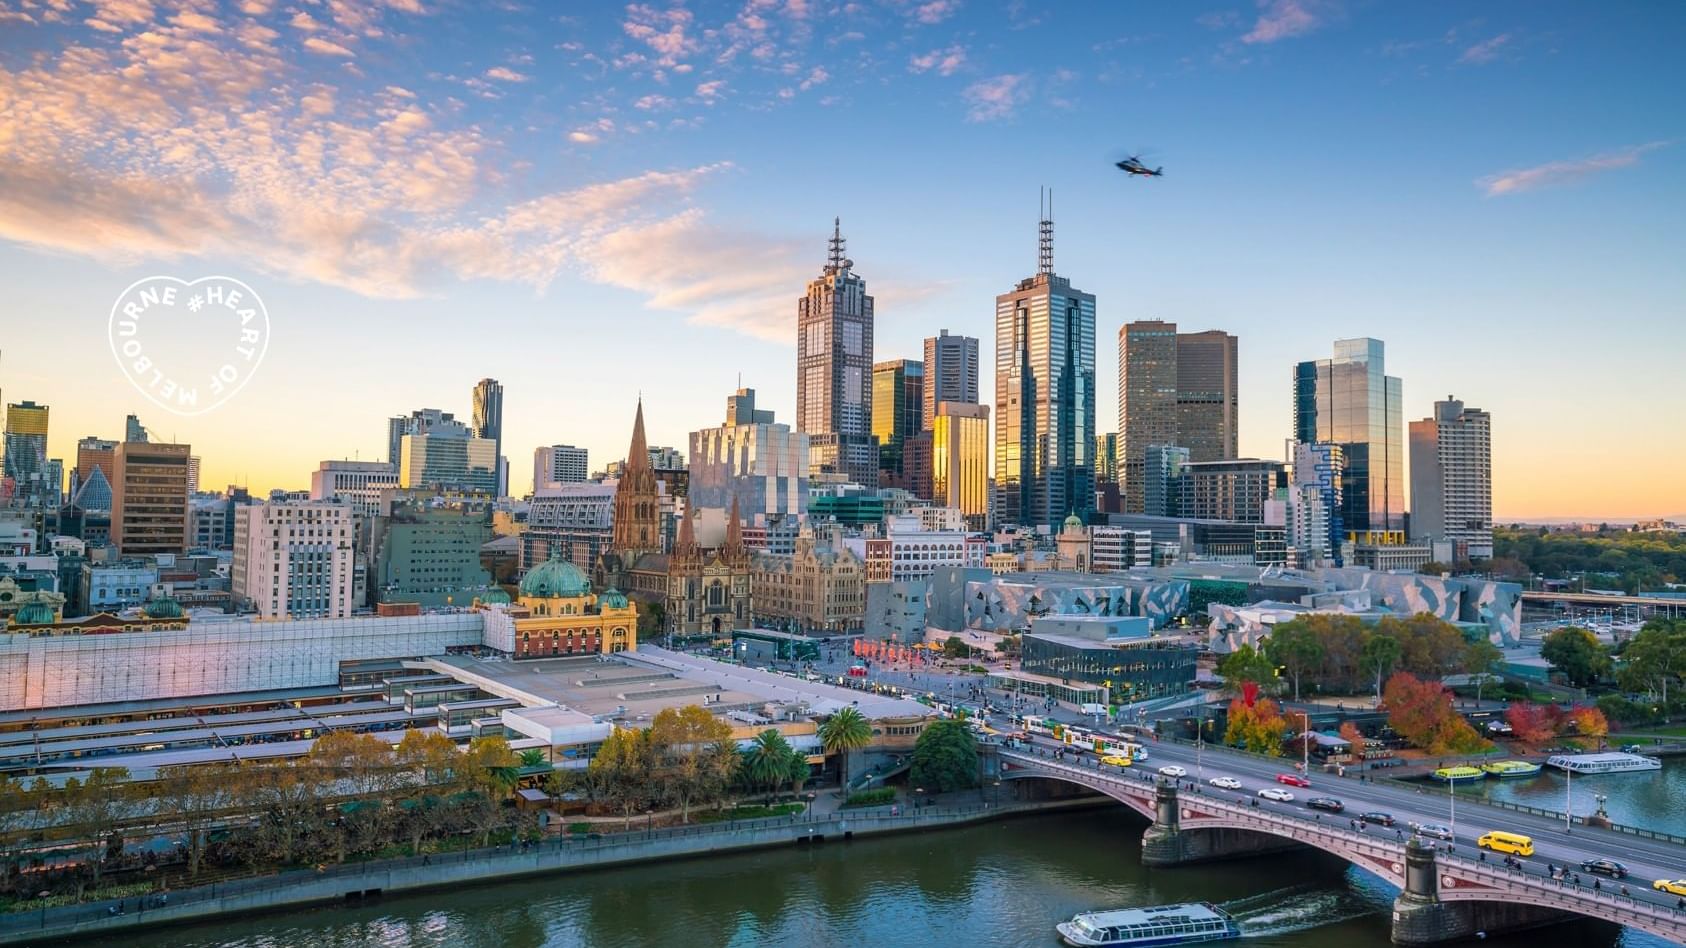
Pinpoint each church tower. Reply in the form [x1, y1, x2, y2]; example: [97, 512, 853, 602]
[611, 400, 662, 560]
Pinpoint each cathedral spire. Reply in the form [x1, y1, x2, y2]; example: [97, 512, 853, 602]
[611, 399, 660, 559]
[626, 398, 649, 477]
[675, 503, 698, 555]
[724, 493, 744, 557]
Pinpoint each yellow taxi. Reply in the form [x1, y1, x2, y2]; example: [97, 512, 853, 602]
[1654, 879, 1686, 897]
[1100, 755, 1133, 768]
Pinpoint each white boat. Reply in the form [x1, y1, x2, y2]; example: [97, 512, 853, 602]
[1057, 902, 1240, 946]
[1545, 752, 1663, 775]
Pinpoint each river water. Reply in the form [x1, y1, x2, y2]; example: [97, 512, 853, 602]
[1445, 755, 1686, 836]
[84, 806, 1668, 948]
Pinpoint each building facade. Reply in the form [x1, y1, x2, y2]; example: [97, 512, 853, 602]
[871, 359, 923, 482]
[751, 527, 865, 633]
[1117, 320, 1178, 514]
[797, 219, 877, 487]
[1178, 459, 1285, 523]
[112, 440, 191, 555]
[495, 556, 637, 659]
[994, 203, 1096, 528]
[689, 387, 808, 527]
[1293, 338, 1405, 544]
[232, 501, 357, 619]
[1408, 396, 1493, 560]
[931, 401, 990, 530]
[1176, 330, 1240, 463]
[4, 401, 55, 508]
[524, 483, 616, 573]
[370, 490, 499, 608]
[533, 445, 589, 489]
[1142, 445, 1190, 519]
[310, 460, 398, 517]
[471, 378, 506, 496]
[923, 330, 980, 429]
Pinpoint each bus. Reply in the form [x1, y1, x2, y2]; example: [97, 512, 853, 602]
[1023, 715, 1054, 737]
[1092, 733, 1150, 762]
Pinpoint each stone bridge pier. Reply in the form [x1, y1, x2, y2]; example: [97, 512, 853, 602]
[1139, 782, 1300, 867]
[1391, 839, 1574, 945]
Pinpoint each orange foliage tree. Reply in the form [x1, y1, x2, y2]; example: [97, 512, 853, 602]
[1567, 706, 1610, 747]
[1224, 697, 1287, 756]
[1338, 720, 1365, 755]
[1504, 702, 1557, 747]
[1383, 672, 1490, 756]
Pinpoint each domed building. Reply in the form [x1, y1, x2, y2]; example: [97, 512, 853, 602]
[483, 553, 637, 659]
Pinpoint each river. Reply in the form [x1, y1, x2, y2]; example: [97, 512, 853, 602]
[80, 806, 1669, 948]
[1445, 755, 1686, 835]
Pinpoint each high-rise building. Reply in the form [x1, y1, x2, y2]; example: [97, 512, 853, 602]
[185, 455, 201, 495]
[1143, 445, 1190, 518]
[74, 437, 117, 489]
[387, 408, 465, 467]
[112, 440, 191, 554]
[1289, 441, 1345, 563]
[124, 414, 148, 443]
[472, 378, 506, 496]
[1293, 338, 1405, 543]
[995, 194, 1096, 527]
[370, 489, 499, 608]
[1117, 322, 1239, 512]
[932, 401, 990, 530]
[1177, 459, 1284, 523]
[1095, 432, 1119, 486]
[398, 431, 498, 494]
[3, 401, 52, 507]
[690, 387, 808, 527]
[533, 445, 589, 489]
[232, 501, 357, 619]
[871, 359, 924, 479]
[1409, 396, 1493, 560]
[797, 218, 877, 487]
[310, 459, 399, 517]
[923, 330, 980, 429]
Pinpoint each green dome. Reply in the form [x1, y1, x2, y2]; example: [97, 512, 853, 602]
[13, 602, 56, 626]
[599, 587, 629, 610]
[520, 556, 591, 598]
[1063, 512, 1084, 529]
[480, 588, 512, 605]
[142, 596, 184, 619]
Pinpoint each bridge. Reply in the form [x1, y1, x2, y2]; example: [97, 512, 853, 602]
[996, 746, 1686, 945]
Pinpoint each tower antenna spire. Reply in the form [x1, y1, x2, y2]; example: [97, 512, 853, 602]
[826, 216, 847, 273]
[1038, 186, 1054, 276]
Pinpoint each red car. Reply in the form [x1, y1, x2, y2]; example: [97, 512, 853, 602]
[1276, 773, 1311, 788]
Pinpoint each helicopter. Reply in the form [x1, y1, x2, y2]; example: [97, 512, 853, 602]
[1115, 154, 1163, 177]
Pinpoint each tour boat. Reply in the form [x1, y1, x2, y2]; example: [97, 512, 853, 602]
[1545, 752, 1663, 775]
[1057, 902, 1240, 946]
[1430, 765, 1485, 783]
[1481, 760, 1543, 779]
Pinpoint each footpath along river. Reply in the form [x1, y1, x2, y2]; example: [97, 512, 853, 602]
[80, 805, 1673, 948]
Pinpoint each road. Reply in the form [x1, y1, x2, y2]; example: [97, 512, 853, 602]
[1019, 731, 1686, 913]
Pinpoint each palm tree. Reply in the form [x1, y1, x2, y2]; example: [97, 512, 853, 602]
[745, 729, 795, 803]
[518, 748, 549, 769]
[819, 707, 873, 794]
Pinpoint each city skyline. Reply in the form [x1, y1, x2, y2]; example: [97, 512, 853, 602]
[1, 2, 1682, 518]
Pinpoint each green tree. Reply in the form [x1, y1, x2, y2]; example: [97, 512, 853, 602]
[1417, 561, 1451, 575]
[650, 705, 736, 822]
[942, 635, 969, 659]
[1617, 619, 1686, 706]
[1263, 621, 1325, 701]
[590, 726, 654, 829]
[818, 706, 873, 792]
[785, 752, 811, 799]
[57, 767, 131, 891]
[1464, 639, 1504, 703]
[743, 729, 798, 803]
[1215, 644, 1277, 694]
[156, 762, 237, 876]
[1361, 634, 1402, 703]
[909, 719, 979, 793]
[1541, 626, 1611, 688]
[462, 735, 522, 796]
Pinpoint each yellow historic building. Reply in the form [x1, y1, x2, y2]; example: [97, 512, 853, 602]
[499, 555, 637, 659]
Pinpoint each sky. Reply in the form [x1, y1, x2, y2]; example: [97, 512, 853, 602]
[0, 0, 1681, 520]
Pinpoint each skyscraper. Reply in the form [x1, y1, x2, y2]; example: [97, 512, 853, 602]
[112, 440, 191, 554]
[1290, 441, 1345, 562]
[923, 330, 980, 429]
[1409, 396, 1493, 559]
[797, 218, 877, 487]
[1117, 320, 1178, 512]
[690, 387, 808, 526]
[994, 193, 1096, 527]
[1176, 330, 1239, 462]
[472, 378, 506, 496]
[871, 359, 923, 480]
[388, 408, 464, 466]
[3, 401, 51, 507]
[398, 430, 498, 494]
[1293, 338, 1405, 544]
[932, 401, 990, 530]
[124, 414, 148, 443]
[534, 445, 589, 489]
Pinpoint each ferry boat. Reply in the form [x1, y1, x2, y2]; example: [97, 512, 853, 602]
[1481, 760, 1543, 779]
[1057, 902, 1240, 946]
[1430, 765, 1486, 783]
[1546, 752, 1663, 775]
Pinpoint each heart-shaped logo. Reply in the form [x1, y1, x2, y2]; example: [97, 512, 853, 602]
[107, 275, 271, 417]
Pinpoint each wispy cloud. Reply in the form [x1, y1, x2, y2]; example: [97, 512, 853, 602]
[909, 44, 967, 76]
[1241, 0, 1327, 45]
[1457, 33, 1510, 65]
[1478, 143, 1670, 197]
[302, 36, 356, 57]
[962, 73, 1029, 122]
[485, 66, 530, 82]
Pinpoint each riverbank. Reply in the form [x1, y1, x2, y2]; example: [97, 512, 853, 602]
[0, 794, 1109, 945]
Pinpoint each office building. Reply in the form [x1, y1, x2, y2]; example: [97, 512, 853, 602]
[310, 460, 399, 517]
[1091, 526, 1153, 572]
[854, 515, 987, 583]
[797, 219, 877, 487]
[471, 378, 506, 496]
[232, 501, 357, 619]
[1178, 459, 1285, 523]
[872, 359, 924, 480]
[752, 527, 866, 633]
[74, 437, 117, 492]
[1117, 322, 1239, 513]
[190, 495, 230, 551]
[185, 456, 201, 495]
[923, 330, 980, 429]
[1293, 338, 1405, 544]
[387, 409, 466, 467]
[124, 414, 148, 443]
[1409, 396, 1493, 560]
[690, 387, 808, 529]
[112, 441, 191, 554]
[3, 401, 55, 507]
[370, 490, 500, 608]
[901, 430, 933, 501]
[398, 431, 498, 494]
[1142, 445, 1190, 519]
[995, 194, 1096, 527]
[1176, 330, 1239, 463]
[533, 445, 589, 490]
[524, 481, 617, 573]
[1289, 441, 1344, 563]
[931, 401, 990, 530]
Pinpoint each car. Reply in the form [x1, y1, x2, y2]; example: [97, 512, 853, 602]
[1258, 787, 1295, 802]
[1305, 797, 1345, 813]
[1409, 821, 1454, 841]
[1581, 859, 1628, 879]
[1276, 773, 1311, 788]
[1359, 811, 1395, 826]
[1100, 755, 1133, 768]
[1655, 879, 1686, 897]
[1158, 765, 1188, 778]
[1208, 776, 1243, 790]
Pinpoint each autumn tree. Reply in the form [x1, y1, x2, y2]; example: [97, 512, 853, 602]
[57, 767, 131, 891]
[462, 735, 522, 797]
[1567, 706, 1610, 747]
[590, 726, 654, 829]
[1383, 672, 1490, 756]
[1504, 702, 1556, 747]
[156, 762, 238, 877]
[1224, 697, 1286, 756]
[1338, 721, 1365, 755]
[651, 705, 737, 822]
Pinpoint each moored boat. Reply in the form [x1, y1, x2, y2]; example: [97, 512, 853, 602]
[1481, 760, 1543, 779]
[1545, 752, 1662, 775]
[1431, 765, 1485, 783]
[1057, 902, 1240, 946]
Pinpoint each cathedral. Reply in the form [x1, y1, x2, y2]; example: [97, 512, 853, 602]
[595, 401, 752, 638]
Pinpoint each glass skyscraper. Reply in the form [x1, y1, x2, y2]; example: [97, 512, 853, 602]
[1293, 338, 1404, 544]
[932, 401, 990, 530]
[797, 219, 877, 487]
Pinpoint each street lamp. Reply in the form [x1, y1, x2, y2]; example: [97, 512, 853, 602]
[1294, 710, 1311, 776]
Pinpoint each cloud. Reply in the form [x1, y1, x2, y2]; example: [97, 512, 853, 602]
[694, 79, 726, 101]
[799, 66, 828, 90]
[1241, 0, 1325, 44]
[635, 93, 673, 110]
[485, 66, 529, 82]
[962, 73, 1029, 122]
[909, 44, 966, 76]
[1457, 33, 1510, 65]
[911, 0, 960, 25]
[1478, 143, 1670, 197]
[568, 130, 600, 143]
[303, 36, 356, 57]
[622, 3, 695, 68]
[173, 10, 220, 33]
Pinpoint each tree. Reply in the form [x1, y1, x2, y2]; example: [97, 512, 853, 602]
[743, 729, 798, 803]
[156, 762, 237, 876]
[590, 726, 654, 829]
[462, 735, 521, 796]
[650, 705, 736, 822]
[909, 719, 978, 793]
[1418, 561, 1451, 575]
[1617, 620, 1686, 706]
[1567, 706, 1610, 747]
[818, 707, 873, 793]
[518, 748, 549, 769]
[1263, 622, 1325, 701]
[1223, 697, 1286, 755]
[396, 729, 460, 788]
[785, 752, 811, 800]
[942, 635, 969, 659]
[1360, 634, 1402, 704]
[1387, 614, 1471, 680]
[1504, 702, 1557, 747]
[1383, 672, 1490, 756]
[57, 767, 131, 891]
[1541, 627, 1611, 688]
[310, 730, 400, 798]
[245, 763, 327, 867]
[1464, 640, 1504, 703]
[1215, 644, 1277, 694]
[1338, 720, 1365, 756]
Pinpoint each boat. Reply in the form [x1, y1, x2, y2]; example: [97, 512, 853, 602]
[1545, 752, 1663, 775]
[1430, 765, 1485, 783]
[1057, 902, 1240, 946]
[1481, 760, 1543, 779]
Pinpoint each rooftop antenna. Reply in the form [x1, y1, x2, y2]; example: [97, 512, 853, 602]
[826, 216, 849, 273]
[1038, 186, 1054, 276]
